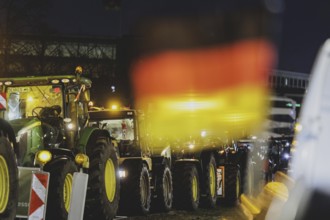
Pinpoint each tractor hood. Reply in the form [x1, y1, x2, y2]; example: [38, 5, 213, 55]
[8, 117, 41, 136]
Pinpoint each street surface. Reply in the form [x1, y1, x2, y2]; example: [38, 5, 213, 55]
[116, 204, 248, 220]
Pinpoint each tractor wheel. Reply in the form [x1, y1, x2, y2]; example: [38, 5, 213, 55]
[222, 164, 241, 206]
[152, 165, 173, 212]
[118, 160, 151, 215]
[84, 137, 120, 220]
[45, 159, 77, 220]
[0, 135, 18, 220]
[173, 164, 200, 211]
[201, 154, 217, 208]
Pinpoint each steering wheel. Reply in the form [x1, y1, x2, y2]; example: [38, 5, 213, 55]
[32, 105, 62, 119]
[32, 106, 44, 118]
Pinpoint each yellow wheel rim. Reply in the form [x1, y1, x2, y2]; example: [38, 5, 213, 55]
[192, 175, 198, 202]
[105, 159, 116, 202]
[209, 164, 216, 197]
[63, 173, 73, 212]
[0, 156, 9, 213]
[236, 173, 240, 198]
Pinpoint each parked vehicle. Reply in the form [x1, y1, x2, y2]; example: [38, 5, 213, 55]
[0, 68, 119, 220]
[88, 108, 173, 215]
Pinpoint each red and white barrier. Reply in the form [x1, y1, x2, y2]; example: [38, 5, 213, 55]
[28, 172, 49, 220]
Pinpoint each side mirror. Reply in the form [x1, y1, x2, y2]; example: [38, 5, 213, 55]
[81, 90, 90, 102]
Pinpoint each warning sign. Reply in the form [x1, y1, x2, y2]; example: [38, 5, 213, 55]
[0, 93, 6, 110]
[28, 172, 49, 220]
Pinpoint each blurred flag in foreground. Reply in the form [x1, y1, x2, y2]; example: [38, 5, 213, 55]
[131, 1, 282, 140]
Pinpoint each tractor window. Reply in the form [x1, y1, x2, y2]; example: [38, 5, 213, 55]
[5, 85, 63, 120]
[95, 119, 135, 141]
[66, 94, 89, 128]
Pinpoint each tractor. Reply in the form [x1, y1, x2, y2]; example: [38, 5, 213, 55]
[0, 69, 119, 220]
[88, 108, 173, 215]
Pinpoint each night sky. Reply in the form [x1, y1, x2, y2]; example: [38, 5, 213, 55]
[46, 0, 330, 74]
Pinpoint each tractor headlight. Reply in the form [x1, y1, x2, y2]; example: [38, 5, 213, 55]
[61, 78, 70, 83]
[118, 169, 127, 178]
[35, 150, 52, 166]
[75, 153, 89, 168]
[67, 123, 74, 130]
[4, 81, 12, 85]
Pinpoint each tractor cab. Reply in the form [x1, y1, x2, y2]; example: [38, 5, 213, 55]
[0, 74, 91, 165]
[88, 108, 151, 158]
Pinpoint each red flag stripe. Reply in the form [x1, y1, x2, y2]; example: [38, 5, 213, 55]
[132, 39, 275, 98]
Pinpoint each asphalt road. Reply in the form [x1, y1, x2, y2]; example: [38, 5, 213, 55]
[116, 204, 248, 220]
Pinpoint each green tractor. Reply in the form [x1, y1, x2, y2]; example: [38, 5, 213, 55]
[0, 70, 119, 220]
[88, 108, 173, 215]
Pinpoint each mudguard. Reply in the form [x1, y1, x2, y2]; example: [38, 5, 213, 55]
[0, 118, 19, 156]
[77, 127, 111, 154]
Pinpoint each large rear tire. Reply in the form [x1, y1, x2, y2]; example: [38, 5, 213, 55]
[223, 164, 241, 206]
[201, 154, 217, 208]
[152, 165, 173, 212]
[118, 160, 151, 215]
[44, 160, 77, 220]
[0, 134, 18, 220]
[173, 164, 200, 211]
[84, 137, 120, 220]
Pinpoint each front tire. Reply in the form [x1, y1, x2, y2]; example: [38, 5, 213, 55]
[84, 137, 120, 220]
[152, 165, 173, 212]
[0, 134, 18, 220]
[173, 164, 200, 211]
[44, 160, 77, 220]
[201, 154, 217, 208]
[118, 160, 151, 215]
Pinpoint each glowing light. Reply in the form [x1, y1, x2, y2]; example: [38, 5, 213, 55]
[53, 87, 61, 93]
[61, 79, 70, 83]
[294, 123, 302, 133]
[51, 79, 60, 84]
[119, 169, 126, 178]
[75, 66, 83, 74]
[35, 150, 52, 165]
[67, 123, 74, 130]
[88, 101, 94, 107]
[75, 154, 89, 168]
[283, 153, 290, 160]
[107, 100, 121, 111]
[27, 96, 33, 102]
[188, 144, 195, 149]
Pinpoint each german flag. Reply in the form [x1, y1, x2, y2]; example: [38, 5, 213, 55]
[131, 3, 280, 140]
